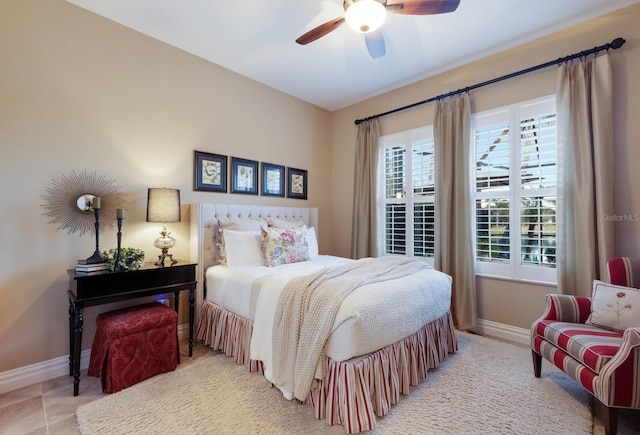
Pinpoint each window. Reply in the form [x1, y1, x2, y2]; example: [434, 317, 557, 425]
[376, 96, 556, 283]
[473, 96, 557, 283]
[379, 127, 435, 263]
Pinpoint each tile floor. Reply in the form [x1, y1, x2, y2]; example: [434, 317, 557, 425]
[0, 340, 211, 435]
[1, 340, 638, 435]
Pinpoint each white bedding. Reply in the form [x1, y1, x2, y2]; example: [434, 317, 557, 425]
[205, 255, 350, 319]
[206, 254, 453, 399]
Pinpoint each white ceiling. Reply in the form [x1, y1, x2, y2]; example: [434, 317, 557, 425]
[66, 0, 638, 111]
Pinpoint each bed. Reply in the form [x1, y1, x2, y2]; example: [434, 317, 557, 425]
[189, 203, 457, 433]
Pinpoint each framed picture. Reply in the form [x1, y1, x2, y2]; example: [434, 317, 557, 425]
[231, 157, 258, 195]
[261, 162, 285, 197]
[287, 167, 308, 200]
[194, 151, 227, 193]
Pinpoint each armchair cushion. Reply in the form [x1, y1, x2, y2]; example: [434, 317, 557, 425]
[586, 280, 640, 332]
[534, 320, 622, 373]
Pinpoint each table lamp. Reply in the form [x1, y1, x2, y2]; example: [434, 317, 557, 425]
[146, 188, 181, 266]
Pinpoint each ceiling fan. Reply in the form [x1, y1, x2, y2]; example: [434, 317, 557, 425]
[295, 0, 461, 59]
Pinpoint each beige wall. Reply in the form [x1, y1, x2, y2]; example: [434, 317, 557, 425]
[2, 0, 640, 376]
[0, 0, 332, 372]
[330, 4, 640, 329]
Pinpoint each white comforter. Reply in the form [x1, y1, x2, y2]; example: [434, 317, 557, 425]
[205, 255, 351, 319]
[206, 255, 452, 400]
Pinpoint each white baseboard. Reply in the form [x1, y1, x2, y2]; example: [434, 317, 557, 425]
[0, 349, 92, 395]
[1, 322, 528, 395]
[478, 319, 530, 346]
[0, 323, 191, 395]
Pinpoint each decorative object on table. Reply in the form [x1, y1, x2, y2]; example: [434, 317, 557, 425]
[260, 162, 285, 197]
[146, 188, 181, 266]
[42, 170, 127, 236]
[84, 196, 106, 264]
[287, 167, 308, 200]
[113, 208, 126, 272]
[231, 157, 258, 195]
[194, 150, 227, 192]
[102, 247, 145, 272]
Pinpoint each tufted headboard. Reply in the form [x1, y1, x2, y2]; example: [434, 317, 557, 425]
[189, 203, 319, 323]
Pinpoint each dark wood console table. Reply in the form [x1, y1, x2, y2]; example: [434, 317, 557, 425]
[67, 261, 197, 396]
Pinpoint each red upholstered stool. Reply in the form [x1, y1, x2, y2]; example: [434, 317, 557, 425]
[88, 302, 178, 393]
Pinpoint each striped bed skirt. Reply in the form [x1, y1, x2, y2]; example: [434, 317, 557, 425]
[196, 300, 458, 433]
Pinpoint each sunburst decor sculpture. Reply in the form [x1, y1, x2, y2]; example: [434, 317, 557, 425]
[42, 170, 127, 237]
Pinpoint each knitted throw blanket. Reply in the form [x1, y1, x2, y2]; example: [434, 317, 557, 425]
[271, 256, 430, 401]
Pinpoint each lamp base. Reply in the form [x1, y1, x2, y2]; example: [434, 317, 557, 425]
[155, 248, 178, 267]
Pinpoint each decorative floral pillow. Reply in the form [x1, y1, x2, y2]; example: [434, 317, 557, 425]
[586, 280, 640, 332]
[261, 226, 310, 267]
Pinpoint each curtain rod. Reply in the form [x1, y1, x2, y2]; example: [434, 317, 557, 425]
[354, 37, 626, 125]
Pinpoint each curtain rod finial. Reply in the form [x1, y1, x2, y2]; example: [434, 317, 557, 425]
[610, 37, 625, 50]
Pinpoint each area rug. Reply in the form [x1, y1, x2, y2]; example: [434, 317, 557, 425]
[76, 332, 592, 434]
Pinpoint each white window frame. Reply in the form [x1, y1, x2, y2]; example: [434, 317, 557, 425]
[472, 95, 557, 284]
[377, 126, 435, 266]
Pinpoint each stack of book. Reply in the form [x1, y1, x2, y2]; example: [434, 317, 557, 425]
[75, 261, 109, 275]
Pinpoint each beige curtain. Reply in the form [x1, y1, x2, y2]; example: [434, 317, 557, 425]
[351, 119, 380, 259]
[434, 94, 477, 331]
[556, 54, 614, 296]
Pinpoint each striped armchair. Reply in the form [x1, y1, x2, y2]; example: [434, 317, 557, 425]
[531, 257, 640, 435]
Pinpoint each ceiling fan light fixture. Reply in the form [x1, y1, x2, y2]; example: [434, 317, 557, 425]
[345, 0, 387, 34]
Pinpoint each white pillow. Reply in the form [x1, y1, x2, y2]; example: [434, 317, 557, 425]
[218, 217, 267, 231]
[586, 280, 640, 332]
[216, 217, 268, 265]
[221, 229, 265, 267]
[266, 217, 305, 229]
[306, 226, 319, 258]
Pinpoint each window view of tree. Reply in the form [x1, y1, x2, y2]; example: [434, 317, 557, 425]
[476, 198, 510, 261]
[473, 97, 557, 282]
[475, 123, 511, 263]
[519, 113, 557, 268]
[521, 196, 556, 266]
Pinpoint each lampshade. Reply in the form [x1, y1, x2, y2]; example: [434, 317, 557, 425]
[146, 188, 181, 223]
[345, 0, 387, 34]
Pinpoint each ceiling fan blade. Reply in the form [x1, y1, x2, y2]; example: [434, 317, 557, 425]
[365, 30, 386, 59]
[296, 16, 346, 45]
[387, 0, 460, 15]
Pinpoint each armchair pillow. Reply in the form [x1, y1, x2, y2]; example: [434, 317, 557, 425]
[586, 280, 640, 332]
